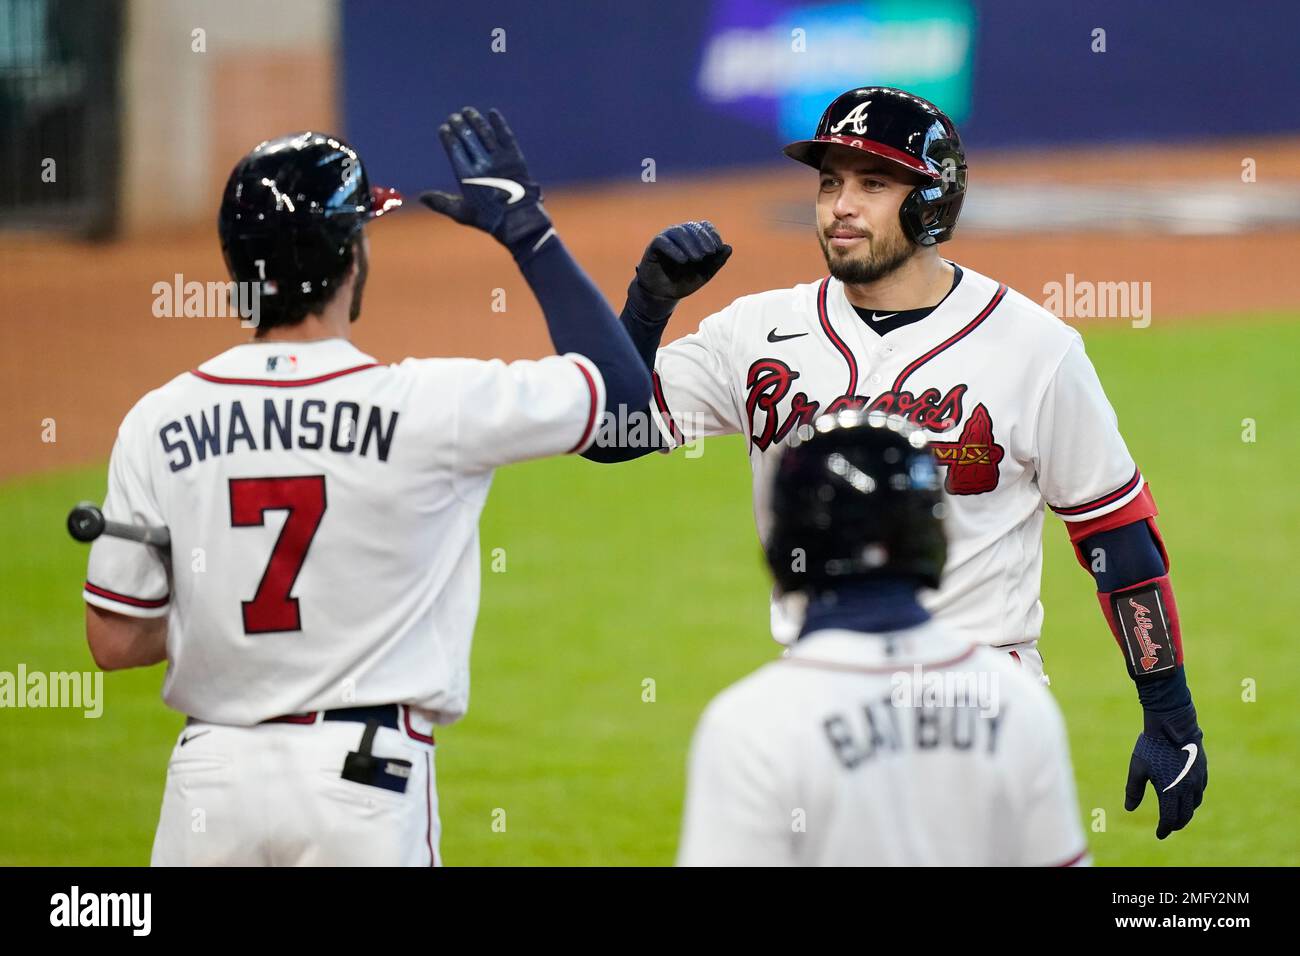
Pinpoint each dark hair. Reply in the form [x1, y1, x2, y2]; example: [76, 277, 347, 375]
[249, 236, 358, 335]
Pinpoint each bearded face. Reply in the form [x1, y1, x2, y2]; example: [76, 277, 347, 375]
[815, 145, 926, 285]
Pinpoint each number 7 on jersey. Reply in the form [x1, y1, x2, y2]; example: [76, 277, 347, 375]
[229, 476, 327, 634]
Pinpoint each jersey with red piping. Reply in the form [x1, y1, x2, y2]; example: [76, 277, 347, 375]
[648, 264, 1142, 648]
[83, 338, 604, 725]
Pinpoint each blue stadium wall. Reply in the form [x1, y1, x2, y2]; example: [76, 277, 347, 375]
[342, 0, 1300, 195]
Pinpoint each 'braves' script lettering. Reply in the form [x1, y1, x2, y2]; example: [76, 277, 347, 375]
[744, 362, 1003, 493]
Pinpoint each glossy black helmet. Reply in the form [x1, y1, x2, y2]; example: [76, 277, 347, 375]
[765, 410, 948, 593]
[218, 131, 402, 315]
[783, 87, 966, 246]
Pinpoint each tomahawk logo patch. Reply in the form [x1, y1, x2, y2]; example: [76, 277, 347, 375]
[927, 403, 1004, 495]
[1113, 586, 1176, 675]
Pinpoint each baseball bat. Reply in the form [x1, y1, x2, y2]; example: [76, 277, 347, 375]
[67, 502, 171, 548]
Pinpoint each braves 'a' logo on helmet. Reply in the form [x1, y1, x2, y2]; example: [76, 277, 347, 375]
[828, 101, 873, 136]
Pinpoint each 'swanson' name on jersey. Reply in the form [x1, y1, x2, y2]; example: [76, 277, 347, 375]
[159, 399, 400, 472]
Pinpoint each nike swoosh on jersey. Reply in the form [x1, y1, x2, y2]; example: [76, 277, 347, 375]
[871, 312, 899, 321]
[179, 730, 211, 747]
[767, 329, 809, 343]
[1162, 742, 1199, 792]
[461, 177, 526, 204]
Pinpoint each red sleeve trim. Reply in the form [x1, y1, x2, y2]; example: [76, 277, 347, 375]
[566, 360, 600, 453]
[1064, 484, 1158, 545]
[1053, 848, 1090, 867]
[84, 581, 169, 609]
[1052, 467, 1142, 517]
[1065, 486, 1169, 572]
[652, 371, 686, 446]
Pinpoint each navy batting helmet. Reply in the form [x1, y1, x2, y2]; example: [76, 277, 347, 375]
[765, 410, 948, 593]
[218, 131, 402, 324]
[783, 87, 966, 246]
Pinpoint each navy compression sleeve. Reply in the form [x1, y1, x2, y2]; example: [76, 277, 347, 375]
[514, 236, 650, 420]
[1080, 520, 1192, 712]
[621, 277, 677, 370]
[1082, 521, 1166, 593]
[580, 278, 677, 462]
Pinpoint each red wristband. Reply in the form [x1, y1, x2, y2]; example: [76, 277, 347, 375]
[1097, 574, 1183, 678]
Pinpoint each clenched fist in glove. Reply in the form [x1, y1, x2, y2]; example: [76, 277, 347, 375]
[622, 221, 733, 352]
[634, 221, 733, 303]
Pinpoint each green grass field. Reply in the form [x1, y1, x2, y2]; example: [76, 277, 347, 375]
[2, 314, 1297, 866]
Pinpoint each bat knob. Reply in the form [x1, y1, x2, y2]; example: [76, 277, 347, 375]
[67, 502, 106, 542]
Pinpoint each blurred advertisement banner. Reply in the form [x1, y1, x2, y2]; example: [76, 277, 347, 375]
[697, 0, 973, 139]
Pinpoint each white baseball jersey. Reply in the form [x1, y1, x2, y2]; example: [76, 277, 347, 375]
[650, 265, 1142, 649]
[84, 337, 604, 726]
[677, 621, 1090, 866]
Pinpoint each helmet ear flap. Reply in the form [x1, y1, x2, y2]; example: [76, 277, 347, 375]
[899, 188, 937, 247]
[898, 139, 967, 246]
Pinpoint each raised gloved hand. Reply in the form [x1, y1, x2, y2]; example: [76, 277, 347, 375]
[633, 221, 732, 304]
[419, 107, 553, 255]
[1125, 702, 1207, 840]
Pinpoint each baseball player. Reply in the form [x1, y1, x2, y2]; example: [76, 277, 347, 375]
[589, 88, 1207, 841]
[678, 411, 1089, 866]
[81, 108, 651, 865]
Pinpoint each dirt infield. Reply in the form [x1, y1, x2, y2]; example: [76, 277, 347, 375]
[3, 138, 1298, 480]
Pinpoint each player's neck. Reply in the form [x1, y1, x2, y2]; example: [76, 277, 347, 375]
[840, 251, 952, 313]
[799, 576, 931, 638]
[252, 300, 355, 344]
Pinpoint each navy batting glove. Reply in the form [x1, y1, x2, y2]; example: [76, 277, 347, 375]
[633, 221, 733, 305]
[1125, 701, 1207, 840]
[419, 107, 553, 256]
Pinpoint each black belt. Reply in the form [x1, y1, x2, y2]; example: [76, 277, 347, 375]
[186, 704, 402, 731]
[281, 704, 402, 730]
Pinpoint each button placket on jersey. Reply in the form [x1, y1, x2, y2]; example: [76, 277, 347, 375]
[829, 284, 901, 402]
[864, 343, 898, 394]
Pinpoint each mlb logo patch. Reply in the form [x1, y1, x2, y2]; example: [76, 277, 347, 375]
[266, 355, 298, 374]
